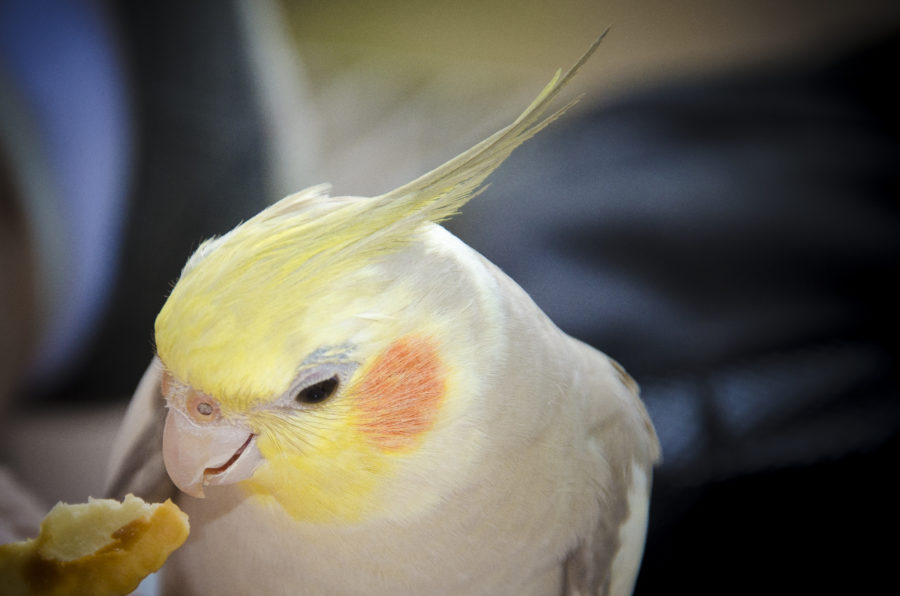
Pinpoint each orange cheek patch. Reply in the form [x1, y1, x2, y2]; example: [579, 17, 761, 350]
[353, 336, 447, 451]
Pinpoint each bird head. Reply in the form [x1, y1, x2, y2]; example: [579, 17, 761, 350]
[156, 191, 499, 523]
[154, 37, 602, 524]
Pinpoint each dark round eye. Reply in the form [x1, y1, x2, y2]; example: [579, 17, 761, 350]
[295, 376, 339, 404]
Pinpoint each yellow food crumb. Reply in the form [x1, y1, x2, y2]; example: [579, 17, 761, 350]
[0, 494, 189, 596]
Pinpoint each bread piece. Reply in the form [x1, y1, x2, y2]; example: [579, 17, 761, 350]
[0, 494, 189, 596]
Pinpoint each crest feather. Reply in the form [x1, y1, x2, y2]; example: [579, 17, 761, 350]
[180, 33, 605, 284]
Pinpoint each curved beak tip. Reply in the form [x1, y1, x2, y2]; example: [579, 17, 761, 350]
[162, 408, 261, 498]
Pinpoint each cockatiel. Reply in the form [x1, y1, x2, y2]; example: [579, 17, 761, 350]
[106, 35, 660, 596]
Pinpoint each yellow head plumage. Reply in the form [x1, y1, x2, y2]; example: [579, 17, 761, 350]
[154, 36, 604, 523]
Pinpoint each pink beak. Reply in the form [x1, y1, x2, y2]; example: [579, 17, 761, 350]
[162, 406, 262, 498]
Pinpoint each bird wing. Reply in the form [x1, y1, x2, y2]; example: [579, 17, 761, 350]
[562, 348, 660, 596]
[105, 357, 177, 503]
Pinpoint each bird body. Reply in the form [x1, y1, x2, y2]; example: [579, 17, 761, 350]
[107, 35, 660, 595]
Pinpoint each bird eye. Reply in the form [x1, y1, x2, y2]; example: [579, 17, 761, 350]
[295, 376, 339, 404]
[196, 401, 214, 416]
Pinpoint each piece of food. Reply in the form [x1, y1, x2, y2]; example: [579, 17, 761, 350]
[0, 494, 189, 596]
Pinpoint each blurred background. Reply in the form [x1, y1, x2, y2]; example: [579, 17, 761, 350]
[2, 0, 899, 593]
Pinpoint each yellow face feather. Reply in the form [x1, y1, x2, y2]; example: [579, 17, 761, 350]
[239, 333, 449, 522]
[154, 35, 604, 522]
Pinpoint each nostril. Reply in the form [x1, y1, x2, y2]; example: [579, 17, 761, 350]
[186, 391, 222, 423]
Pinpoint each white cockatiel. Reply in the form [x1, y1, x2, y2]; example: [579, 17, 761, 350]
[106, 36, 660, 595]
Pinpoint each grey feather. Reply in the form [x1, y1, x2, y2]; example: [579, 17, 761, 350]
[563, 352, 659, 596]
[105, 358, 177, 503]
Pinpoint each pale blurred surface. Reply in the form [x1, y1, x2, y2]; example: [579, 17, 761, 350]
[0, 405, 127, 506]
[2, 0, 899, 592]
[252, 0, 900, 196]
